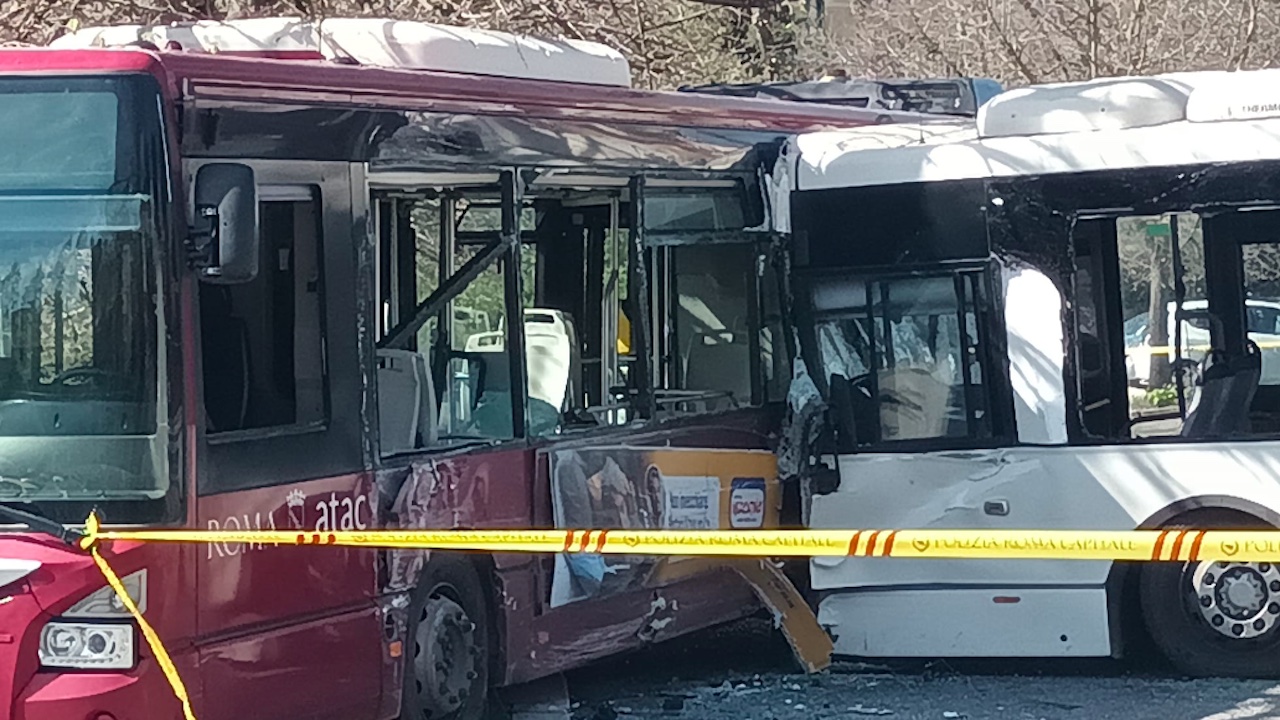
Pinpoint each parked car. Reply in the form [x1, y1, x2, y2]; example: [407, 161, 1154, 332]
[1125, 298, 1280, 386]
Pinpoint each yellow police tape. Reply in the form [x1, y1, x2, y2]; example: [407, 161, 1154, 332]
[83, 525, 1280, 562]
[73, 520, 1280, 720]
[80, 514, 198, 720]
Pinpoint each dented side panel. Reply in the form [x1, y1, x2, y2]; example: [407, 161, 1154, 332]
[810, 440, 1280, 656]
[376, 408, 797, 686]
[818, 587, 1112, 657]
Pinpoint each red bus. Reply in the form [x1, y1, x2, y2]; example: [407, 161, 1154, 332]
[0, 17, 913, 720]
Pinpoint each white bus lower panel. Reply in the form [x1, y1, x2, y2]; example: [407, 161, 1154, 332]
[817, 587, 1112, 658]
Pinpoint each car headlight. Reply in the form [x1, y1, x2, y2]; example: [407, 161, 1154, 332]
[39, 622, 135, 670]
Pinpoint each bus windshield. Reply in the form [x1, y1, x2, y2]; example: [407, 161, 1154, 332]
[0, 76, 166, 518]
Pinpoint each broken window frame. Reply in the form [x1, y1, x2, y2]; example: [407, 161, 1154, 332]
[641, 178, 781, 416]
[371, 168, 782, 455]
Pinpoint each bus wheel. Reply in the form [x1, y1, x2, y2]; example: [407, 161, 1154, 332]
[1140, 524, 1280, 678]
[402, 556, 490, 720]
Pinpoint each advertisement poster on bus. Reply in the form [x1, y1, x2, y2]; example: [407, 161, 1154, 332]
[548, 446, 779, 607]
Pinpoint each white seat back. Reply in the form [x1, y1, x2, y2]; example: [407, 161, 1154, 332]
[524, 309, 577, 411]
[377, 348, 437, 455]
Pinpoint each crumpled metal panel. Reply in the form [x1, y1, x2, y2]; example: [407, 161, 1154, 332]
[182, 101, 777, 179]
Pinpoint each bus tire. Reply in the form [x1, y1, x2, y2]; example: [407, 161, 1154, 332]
[1140, 517, 1280, 679]
[402, 554, 491, 720]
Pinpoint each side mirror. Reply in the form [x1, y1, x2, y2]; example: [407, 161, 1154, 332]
[191, 164, 258, 284]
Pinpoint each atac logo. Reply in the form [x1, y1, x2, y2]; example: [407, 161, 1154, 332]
[729, 477, 767, 528]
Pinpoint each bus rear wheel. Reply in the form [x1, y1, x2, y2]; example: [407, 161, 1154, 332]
[403, 556, 491, 720]
[1140, 520, 1280, 678]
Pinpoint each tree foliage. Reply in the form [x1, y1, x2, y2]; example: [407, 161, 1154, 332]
[812, 0, 1280, 85]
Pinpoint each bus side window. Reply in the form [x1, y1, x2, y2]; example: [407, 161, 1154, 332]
[645, 189, 781, 415]
[202, 191, 326, 434]
[1071, 218, 1128, 440]
[1230, 210, 1280, 433]
[375, 194, 530, 453]
[446, 200, 532, 440]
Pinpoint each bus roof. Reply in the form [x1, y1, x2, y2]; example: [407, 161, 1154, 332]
[0, 46, 936, 134]
[49, 17, 633, 88]
[786, 68, 1280, 192]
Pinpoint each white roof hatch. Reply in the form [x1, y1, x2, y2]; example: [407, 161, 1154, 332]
[978, 68, 1280, 138]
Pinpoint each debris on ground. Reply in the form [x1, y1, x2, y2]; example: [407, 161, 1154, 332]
[563, 618, 1280, 720]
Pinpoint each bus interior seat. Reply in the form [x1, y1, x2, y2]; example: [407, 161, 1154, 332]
[470, 309, 581, 438]
[524, 309, 579, 413]
[376, 348, 437, 455]
[469, 350, 512, 437]
[200, 285, 250, 433]
[684, 330, 751, 403]
[1181, 341, 1261, 438]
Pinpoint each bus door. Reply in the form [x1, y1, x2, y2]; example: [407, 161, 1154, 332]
[190, 160, 381, 720]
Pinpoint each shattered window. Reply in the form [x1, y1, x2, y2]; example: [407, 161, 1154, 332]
[809, 272, 990, 445]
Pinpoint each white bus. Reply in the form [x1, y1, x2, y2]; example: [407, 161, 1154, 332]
[778, 69, 1280, 678]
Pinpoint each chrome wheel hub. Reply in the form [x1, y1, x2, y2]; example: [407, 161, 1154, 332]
[1192, 561, 1280, 639]
[414, 594, 479, 718]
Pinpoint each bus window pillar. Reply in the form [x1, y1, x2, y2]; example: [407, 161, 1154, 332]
[604, 195, 621, 413]
[502, 170, 530, 438]
[436, 194, 457, 393]
[1203, 214, 1248, 356]
[627, 176, 656, 419]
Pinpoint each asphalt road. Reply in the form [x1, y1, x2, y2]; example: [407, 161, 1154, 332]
[564, 620, 1280, 720]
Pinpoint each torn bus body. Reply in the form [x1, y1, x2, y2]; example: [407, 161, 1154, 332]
[778, 69, 1280, 677]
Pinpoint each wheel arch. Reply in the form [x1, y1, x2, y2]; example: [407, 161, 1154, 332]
[1136, 496, 1280, 530]
[1105, 496, 1280, 658]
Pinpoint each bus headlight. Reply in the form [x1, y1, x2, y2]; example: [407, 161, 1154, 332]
[38, 622, 135, 669]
